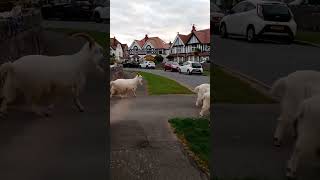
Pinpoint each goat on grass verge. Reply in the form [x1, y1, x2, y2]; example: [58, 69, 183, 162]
[286, 95, 320, 179]
[0, 33, 105, 118]
[270, 70, 320, 147]
[110, 73, 143, 98]
[194, 83, 210, 107]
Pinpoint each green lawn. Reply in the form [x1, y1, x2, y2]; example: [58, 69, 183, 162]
[203, 70, 210, 76]
[138, 71, 193, 95]
[44, 28, 107, 49]
[212, 67, 275, 104]
[296, 31, 320, 45]
[169, 117, 210, 171]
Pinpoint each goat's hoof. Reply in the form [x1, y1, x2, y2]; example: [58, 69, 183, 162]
[273, 137, 281, 147]
[286, 168, 296, 180]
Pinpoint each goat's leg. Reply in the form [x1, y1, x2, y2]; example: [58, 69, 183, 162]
[196, 94, 202, 107]
[199, 102, 209, 117]
[286, 145, 301, 179]
[72, 87, 84, 112]
[273, 114, 289, 147]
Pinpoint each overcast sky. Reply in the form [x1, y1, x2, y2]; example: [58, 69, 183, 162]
[110, 0, 210, 46]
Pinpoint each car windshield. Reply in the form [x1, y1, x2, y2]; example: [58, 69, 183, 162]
[192, 63, 202, 68]
[261, 4, 291, 16]
[212, 4, 222, 13]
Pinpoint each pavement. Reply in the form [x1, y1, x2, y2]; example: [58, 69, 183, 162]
[125, 68, 210, 90]
[211, 36, 320, 179]
[212, 104, 320, 180]
[0, 31, 107, 180]
[110, 75, 208, 180]
[213, 35, 320, 86]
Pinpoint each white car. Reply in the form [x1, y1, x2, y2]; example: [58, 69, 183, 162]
[219, 0, 297, 42]
[178, 61, 203, 75]
[139, 61, 155, 69]
[92, 0, 109, 23]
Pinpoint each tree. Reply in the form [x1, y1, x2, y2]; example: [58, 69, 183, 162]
[144, 55, 155, 62]
[154, 55, 164, 64]
[110, 53, 116, 65]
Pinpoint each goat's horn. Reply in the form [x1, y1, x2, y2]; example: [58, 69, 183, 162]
[70, 32, 95, 49]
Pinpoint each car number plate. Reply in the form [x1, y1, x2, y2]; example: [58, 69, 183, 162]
[270, 26, 284, 30]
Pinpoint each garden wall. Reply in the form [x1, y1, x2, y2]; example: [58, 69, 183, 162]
[0, 8, 44, 63]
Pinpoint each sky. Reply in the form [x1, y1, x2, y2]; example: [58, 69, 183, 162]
[110, 0, 210, 46]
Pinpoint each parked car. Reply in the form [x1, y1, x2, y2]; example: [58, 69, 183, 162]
[219, 0, 297, 42]
[211, 4, 225, 34]
[139, 61, 155, 69]
[41, 0, 94, 20]
[122, 61, 140, 68]
[164, 61, 180, 72]
[92, 0, 109, 23]
[179, 61, 203, 75]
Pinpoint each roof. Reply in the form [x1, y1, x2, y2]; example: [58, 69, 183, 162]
[135, 35, 170, 49]
[110, 37, 121, 50]
[193, 29, 210, 44]
[178, 34, 191, 44]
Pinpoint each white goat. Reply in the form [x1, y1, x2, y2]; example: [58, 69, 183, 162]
[194, 83, 210, 107]
[199, 91, 210, 117]
[286, 95, 320, 179]
[0, 33, 105, 117]
[110, 74, 143, 98]
[270, 70, 320, 147]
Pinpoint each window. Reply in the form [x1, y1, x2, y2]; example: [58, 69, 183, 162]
[245, 2, 256, 11]
[232, 2, 247, 13]
[146, 45, 152, 54]
[133, 46, 138, 51]
[159, 50, 162, 54]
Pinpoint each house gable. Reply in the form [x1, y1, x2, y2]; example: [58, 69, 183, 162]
[186, 34, 200, 45]
[129, 40, 142, 50]
[142, 41, 155, 49]
[172, 35, 184, 47]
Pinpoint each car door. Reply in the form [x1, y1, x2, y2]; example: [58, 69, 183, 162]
[225, 3, 243, 34]
[228, 2, 247, 35]
[180, 62, 187, 73]
[239, 2, 257, 36]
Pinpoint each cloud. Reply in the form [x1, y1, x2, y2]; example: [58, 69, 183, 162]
[110, 0, 209, 46]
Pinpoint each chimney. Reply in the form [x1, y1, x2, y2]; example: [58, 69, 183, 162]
[145, 34, 148, 40]
[191, 24, 196, 32]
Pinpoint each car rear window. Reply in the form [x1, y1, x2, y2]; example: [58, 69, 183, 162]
[192, 63, 202, 68]
[261, 4, 291, 21]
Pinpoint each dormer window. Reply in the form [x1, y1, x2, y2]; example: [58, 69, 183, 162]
[146, 45, 152, 54]
[133, 46, 138, 51]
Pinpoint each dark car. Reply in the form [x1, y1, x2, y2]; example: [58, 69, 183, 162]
[41, 0, 94, 20]
[164, 61, 180, 72]
[122, 61, 140, 68]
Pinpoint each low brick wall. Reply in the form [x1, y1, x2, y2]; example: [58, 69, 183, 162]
[110, 65, 125, 81]
[0, 8, 43, 63]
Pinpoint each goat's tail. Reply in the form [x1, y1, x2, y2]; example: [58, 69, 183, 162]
[270, 77, 286, 99]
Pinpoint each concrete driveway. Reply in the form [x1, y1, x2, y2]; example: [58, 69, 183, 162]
[213, 36, 320, 86]
[125, 68, 210, 90]
[110, 79, 208, 180]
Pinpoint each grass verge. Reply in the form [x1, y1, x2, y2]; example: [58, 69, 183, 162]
[213, 67, 275, 104]
[296, 31, 320, 45]
[169, 117, 210, 174]
[138, 71, 193, 95]
[44, 28, 107, 49]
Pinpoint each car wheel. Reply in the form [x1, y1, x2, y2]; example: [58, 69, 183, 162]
[187, 69, 192, 75]
[94, 12, 102, 23]
[247, 26, 256, 42]
[220, 23, 228, 38]
[146, 65, 149, 69]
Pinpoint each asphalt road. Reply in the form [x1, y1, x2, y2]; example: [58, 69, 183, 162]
[0, 31, 107, 180]
[125, 68, 210, 90]
[213, 35, 320, 86]
[42, 20, 109, 32]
